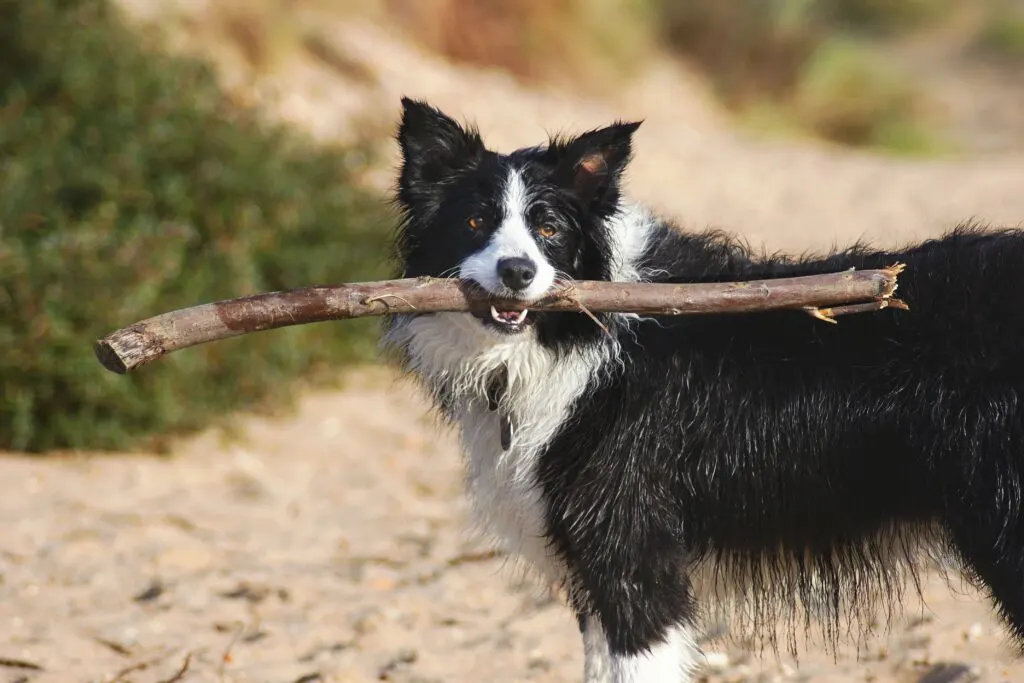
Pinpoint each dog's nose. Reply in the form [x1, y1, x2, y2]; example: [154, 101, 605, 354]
[497, 257, 537, 291]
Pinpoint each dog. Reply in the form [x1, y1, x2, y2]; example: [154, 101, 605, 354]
[381, 97, 1024, 682]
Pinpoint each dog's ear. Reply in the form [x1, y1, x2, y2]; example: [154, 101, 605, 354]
[549, 121, 642, 206]
[396, 98, 484, 205]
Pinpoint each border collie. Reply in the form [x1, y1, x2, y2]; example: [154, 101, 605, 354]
[382, 97, 1024, 682]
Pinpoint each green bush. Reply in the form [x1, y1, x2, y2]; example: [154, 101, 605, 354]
[817, 0, 951, 34]
[978, 6, 1024, 60]
[652, 0, 947, 153]
[790, 37, 941, 153]
[656, 0, 821, 106]
[0, 0, 393, 452]
[652, 0, 939, 105]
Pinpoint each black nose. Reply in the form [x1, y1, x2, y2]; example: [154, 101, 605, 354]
[497, 257, 537, 291]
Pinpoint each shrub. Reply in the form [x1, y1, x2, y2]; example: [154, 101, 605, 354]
[653, 0, 946, 153]
[790, 37, 941, 153]
[655, 0, 952, 101]
[0, 0, 393, 453]
[657, 0, 821, 107]
[978, 5, 1024, 60]
[818, 0, 952, 34]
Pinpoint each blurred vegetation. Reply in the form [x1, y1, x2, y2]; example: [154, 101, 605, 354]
[977, 1, 1024, 59]
[0, 0, 392, 452]
[378, 0, 657, 84]
[379, 0, 1011, 154]
[150, 0, 1021, 155]
[789, 37, 943, 154]
[653, 0, 969, 154]
[339, 0, 956, 153]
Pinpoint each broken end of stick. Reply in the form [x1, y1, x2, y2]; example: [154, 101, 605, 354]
[94, 326, 166, 375]
[94, 339, 130, 375]
[878, 262, 907, 299]
[804, 298, 910, 324]
[803, 306, 839, 324]
[888, 298, 910, 311]
[884, 262, 907, 276]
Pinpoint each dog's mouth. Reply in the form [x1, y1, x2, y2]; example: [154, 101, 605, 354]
[473, 304, 534, 334]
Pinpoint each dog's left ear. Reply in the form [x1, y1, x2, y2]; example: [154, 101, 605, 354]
[550, 121, 642, 204]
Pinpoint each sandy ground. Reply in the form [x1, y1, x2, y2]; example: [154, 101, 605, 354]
[6, 11, 1024, 683]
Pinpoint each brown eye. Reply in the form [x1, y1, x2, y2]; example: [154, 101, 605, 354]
[468, 217, 481, 231]
[538, 225, 557, 238]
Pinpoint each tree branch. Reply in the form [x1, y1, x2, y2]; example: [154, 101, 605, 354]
[94, 265, 906, 374]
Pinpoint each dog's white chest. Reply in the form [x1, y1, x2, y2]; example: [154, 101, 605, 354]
[391, 313, 607, 578]
[459, 403, 555, 573]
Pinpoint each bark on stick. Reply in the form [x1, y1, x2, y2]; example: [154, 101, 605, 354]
[94, 266, 906, 375]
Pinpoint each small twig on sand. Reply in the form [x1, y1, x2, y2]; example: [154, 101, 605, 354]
[94, 266, 906, 374]
[156, 652, 193, 683]
[378, 649, 418, 680]
[0, 657, 44, 671]
[92, 637, 134, 657]
[219, 622, 245, 682]
[111, 652, 171, 683]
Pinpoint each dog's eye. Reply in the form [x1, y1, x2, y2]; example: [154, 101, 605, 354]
[538, 225, 557, 239]
[468, 217, 482, 231]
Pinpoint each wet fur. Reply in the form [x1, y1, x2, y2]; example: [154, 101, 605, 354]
[382, 97, 1024, 679]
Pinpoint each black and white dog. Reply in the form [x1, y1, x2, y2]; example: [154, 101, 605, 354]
[382, 97, 1024, 682]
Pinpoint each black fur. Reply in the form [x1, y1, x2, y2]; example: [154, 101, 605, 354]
[542, 223, 1024, 657]
[388, 97, 1024, 669]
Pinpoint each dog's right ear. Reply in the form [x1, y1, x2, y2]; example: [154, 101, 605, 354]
[396, 98, 484, 202]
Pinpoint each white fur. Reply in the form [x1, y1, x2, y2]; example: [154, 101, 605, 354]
[459, 168, 558, 301]
[583, 616, 700, 683]
[606, 201, 657, 284]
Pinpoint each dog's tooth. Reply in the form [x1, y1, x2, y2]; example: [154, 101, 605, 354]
[490, 305, 501, 322]
[515, 309, 528, 324]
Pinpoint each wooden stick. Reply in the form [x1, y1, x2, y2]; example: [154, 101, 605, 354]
[803, 297, 911, 324]
[94, 265, 906, 375]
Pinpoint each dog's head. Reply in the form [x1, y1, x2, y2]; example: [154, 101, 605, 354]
[392, 97, 641, 336]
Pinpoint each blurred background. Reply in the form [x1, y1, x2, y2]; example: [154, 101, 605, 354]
[3, 0, 1024, 681]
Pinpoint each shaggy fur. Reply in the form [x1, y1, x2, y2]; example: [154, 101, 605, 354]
[381, 97, 1024, 682]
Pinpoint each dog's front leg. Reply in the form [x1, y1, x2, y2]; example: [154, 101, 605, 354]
[581, 614, 613, 683]
[578, 612, 699, 683]
[558, 520, 701, 681]
[543, 437, 703, 680]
